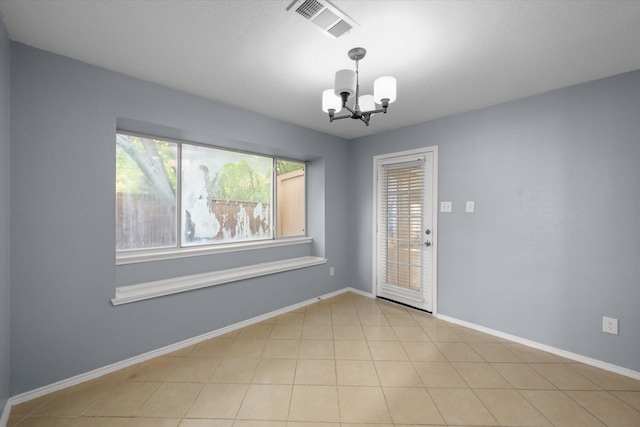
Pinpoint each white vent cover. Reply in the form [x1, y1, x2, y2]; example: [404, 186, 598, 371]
[287, 0, 357, 38]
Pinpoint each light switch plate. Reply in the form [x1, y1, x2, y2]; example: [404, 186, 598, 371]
[465, 201, 475, 213]
[440, 201, 452, 213]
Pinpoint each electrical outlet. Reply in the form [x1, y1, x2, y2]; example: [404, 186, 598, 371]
[329, 267, 335, 277]
[602, 316, 618, 335]
[440, 201, 452, 213]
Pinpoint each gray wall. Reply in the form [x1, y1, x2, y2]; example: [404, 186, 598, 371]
[0, 20, 11, 411]
[9, 43, 349, 395]
[349, 70, 640, 372]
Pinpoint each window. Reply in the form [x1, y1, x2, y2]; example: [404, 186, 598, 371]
[116, 134, 178, 251]
[116, 132, 305, 254]
[181, 144, 273, 246]
[276, 161, 306, 237]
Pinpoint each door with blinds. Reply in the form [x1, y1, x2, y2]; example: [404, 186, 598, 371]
[374, 147, 437, 312]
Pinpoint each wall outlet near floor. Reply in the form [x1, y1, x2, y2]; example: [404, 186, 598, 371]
[602, 316, 618, 335]
[329, 267, 335, 277]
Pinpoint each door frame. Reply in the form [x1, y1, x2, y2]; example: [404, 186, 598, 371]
[371, 145, 438, 315]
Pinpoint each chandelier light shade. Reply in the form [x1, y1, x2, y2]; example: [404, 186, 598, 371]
[358, 94, 376, 113]
[322, 47, 396, 126]
[374, 76, 397, 104]
[334, 69, 356, 97]
[322, 89, 342, 113]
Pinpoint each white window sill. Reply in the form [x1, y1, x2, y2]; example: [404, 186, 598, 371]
[111, 256, 327, 306]
[116, 236, 312, 265]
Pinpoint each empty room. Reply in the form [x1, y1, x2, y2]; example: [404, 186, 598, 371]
[1, 1, 640, 426]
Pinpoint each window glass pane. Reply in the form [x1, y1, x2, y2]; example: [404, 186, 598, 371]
[116, 133, 177, 250]
[182, 144, 272, 245]
[276, 160, 305, 237]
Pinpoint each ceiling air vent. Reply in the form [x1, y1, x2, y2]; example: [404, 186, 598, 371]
[287, 0, 357, 38]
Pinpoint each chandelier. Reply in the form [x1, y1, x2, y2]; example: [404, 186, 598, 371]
[322, 47, 396, 126]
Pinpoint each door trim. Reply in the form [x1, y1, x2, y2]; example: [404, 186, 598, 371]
[371, 146, 438, 315]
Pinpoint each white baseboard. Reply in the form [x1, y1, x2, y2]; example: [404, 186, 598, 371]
[341, 287, 374, 299]
[1, 287, 357, 426]
[437, 313, 640, 381]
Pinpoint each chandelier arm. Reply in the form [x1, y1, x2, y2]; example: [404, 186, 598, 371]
[362, 107, 386, 115]
[330, 114, 352, 121]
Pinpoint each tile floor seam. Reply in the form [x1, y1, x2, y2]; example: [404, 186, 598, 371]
[445, 361, 474, 390]
[331, 360, 340, 423]
[468, 387, 505, 427]
[607, 390, 640, 413]
[521, 387, 569, 425]
[530, 362, 603, 391]
[565, 388, 640, 427]
[513, 387, 557, 427]
[422, 386, 447, 425]
[79, 396, 101, 419]
[181, 378, 213, 422]
[565, 390, 612, 427]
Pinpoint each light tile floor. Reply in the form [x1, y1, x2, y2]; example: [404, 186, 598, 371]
[8, 292, 640, 426]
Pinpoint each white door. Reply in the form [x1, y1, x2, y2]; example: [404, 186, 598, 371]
[373, 147, 437, 312]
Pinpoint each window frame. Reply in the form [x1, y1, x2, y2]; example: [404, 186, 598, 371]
[116, 131, 308, 265]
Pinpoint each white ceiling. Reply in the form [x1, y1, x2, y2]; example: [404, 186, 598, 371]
[1, 0, 640, 140]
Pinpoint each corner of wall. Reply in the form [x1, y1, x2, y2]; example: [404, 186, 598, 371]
[306, 157, 326, 258]
[0, 15, 12, 425]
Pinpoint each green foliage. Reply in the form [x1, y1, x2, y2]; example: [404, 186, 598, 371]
[116, 135, 177, 195]
[116, 143, 143, 193]
[215, 160, 271, 203]
[155, 143, 177, 189]
[276, 159, 304, 176]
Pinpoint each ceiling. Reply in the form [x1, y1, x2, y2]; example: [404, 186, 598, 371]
[1, 0, 640, 140]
